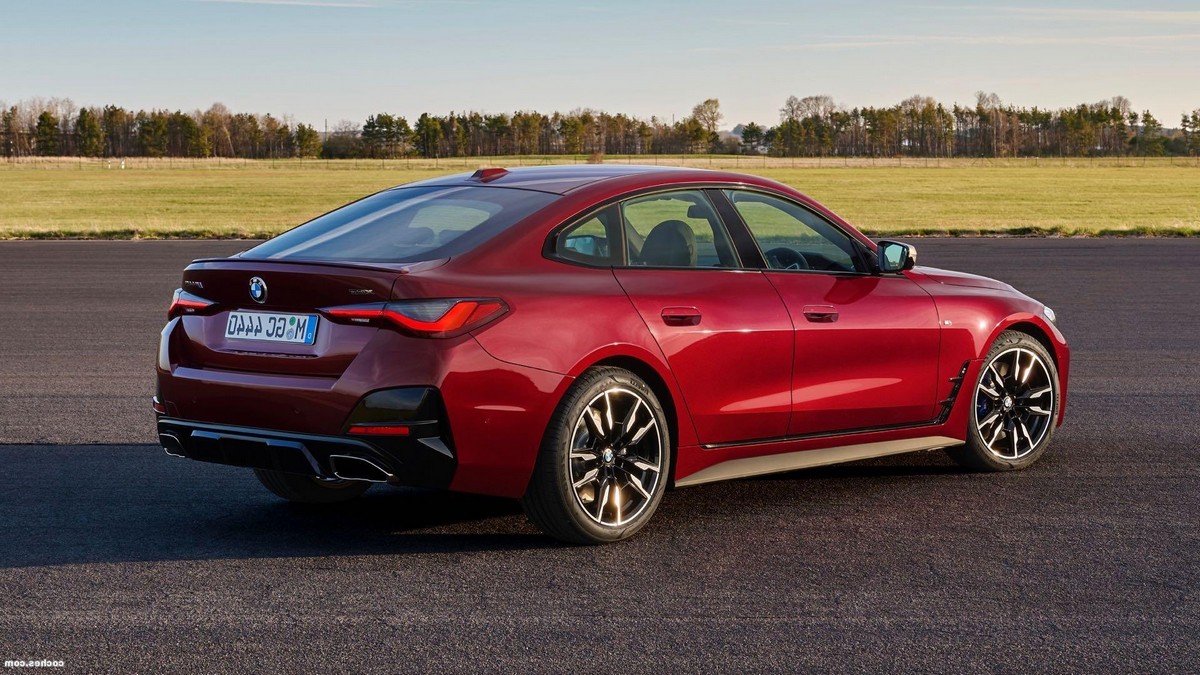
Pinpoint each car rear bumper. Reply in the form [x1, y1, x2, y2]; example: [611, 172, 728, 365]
[157, 316, 572, 498]
[157, 417, 455, 488]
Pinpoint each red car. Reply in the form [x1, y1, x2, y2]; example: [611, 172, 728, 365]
[156, 165, 1068, 543]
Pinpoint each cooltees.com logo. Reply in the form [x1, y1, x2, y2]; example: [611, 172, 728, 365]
[3, 659, 65, 669]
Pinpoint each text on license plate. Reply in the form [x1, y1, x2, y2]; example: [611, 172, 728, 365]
[225, 311, 319, 344]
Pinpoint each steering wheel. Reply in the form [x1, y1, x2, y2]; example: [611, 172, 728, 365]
[765, 247, 809, 271]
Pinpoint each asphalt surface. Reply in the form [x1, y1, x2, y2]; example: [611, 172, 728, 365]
[0, 239, 1197, 673]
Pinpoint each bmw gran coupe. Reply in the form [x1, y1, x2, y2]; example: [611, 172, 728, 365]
[156, 165, 1068, 543]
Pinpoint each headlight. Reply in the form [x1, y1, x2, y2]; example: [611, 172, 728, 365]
[1043, 306, 1057, 324]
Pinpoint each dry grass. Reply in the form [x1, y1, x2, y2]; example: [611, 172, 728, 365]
[1, 156, 1197, 238]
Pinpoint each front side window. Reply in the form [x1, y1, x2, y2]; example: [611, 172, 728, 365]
[620, 190, 738, 268]
[243, 186, 555, 263]
[724, 190, 861, 273]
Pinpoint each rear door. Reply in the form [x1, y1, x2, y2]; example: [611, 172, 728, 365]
[719, 189, 942, 436]
[608, 189, 794, 446]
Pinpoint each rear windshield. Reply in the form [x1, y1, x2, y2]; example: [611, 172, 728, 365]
[242, 186, 555, 263]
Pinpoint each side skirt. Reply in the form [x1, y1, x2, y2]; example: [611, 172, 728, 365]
[674, 435, 963, 487]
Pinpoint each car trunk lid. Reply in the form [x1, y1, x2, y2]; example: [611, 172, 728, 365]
[174, 258, 440, 377]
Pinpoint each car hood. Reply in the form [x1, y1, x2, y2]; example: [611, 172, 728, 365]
[913, 266, 1016, 292]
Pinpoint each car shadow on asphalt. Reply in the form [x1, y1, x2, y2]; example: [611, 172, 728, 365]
[0, 444, 562, 568]
[0, 444, 972, 569]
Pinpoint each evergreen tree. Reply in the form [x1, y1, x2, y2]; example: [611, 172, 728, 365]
[1, 107, 17, 157]
[740, 122, 764, 152]
[1133, 111, 1165, 156]
[34, 111, 59, 155]
[137, 111, 169, 157]
[294, 123, 322, 158]
[76, 108, 104, 157]
[414, 113, 443, 158]
[1185, 110, 1200, 156]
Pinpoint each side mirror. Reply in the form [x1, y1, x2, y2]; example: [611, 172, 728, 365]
[877, 240, 917, 273]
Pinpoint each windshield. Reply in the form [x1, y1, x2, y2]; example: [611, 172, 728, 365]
[242, 186, 555, 263]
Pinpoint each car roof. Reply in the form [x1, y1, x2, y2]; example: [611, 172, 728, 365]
[393, 164, 730, 195]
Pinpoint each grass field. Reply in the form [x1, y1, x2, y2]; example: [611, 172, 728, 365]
[1, 156, 1198, 238]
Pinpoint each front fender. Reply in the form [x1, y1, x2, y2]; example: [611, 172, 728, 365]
[984, 313, 1070, 427]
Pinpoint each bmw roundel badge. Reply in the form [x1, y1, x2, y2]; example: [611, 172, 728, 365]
[249, 276, 267, 304]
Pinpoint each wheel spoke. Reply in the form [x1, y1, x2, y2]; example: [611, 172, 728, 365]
[622, 456, 660, 473]
[1027, 385, 1053, 398]
[584, 408, 606, 442]
[613, 483, 622, 524]
[604, 391, 614, 436]
[572, 468, 599, 489]
[979, 384, 1002, 399]
[978, 411, 1001, 432]
[986, 420, 1005, 449]
[1009, 421, 1018, 457]
[570, 449, 599, 462]
[595, 477, 611, 519]
[629, 419, 656, 445]
[623, 470, 652, 499]
[1018, 420, 1034, 449]
[621, 397, 642, 433]
[988, 363, 1004, 386]
[1028, 406, 1052, 416]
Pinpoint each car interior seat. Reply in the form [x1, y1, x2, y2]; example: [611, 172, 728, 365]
[641, 220, 697, 267]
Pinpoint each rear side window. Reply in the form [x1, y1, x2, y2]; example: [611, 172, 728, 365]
[554, 205, 620, 265]
[621, 190, 738, 268]
[243, 186, 555, 263]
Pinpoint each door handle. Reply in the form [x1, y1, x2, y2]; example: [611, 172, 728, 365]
[661, 306, 702, 326]
[802, 305, 839, 323]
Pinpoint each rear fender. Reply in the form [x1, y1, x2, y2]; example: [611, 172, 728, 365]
[564, 343, 700, 450]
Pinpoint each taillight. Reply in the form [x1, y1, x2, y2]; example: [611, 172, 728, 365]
[321, 299, 508, 338]
[167, 289, 216, 319]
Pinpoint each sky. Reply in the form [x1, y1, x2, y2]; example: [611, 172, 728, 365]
[2, 0, 1198, 129]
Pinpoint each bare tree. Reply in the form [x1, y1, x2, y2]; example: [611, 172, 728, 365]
[691, 98, 722, 135]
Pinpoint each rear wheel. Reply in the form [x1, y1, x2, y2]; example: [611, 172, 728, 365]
[949, 330, 1060, 471]
[522, 367, 671, 544]
[254, 468, 371, 504]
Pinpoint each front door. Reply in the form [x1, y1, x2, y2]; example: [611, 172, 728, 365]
[721, 189, 942, 436]
[611, 189, 794, 446]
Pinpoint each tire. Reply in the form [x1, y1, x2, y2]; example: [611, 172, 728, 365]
[253, 468, 371, 504]
[521, 367, 672, 544]
[949, 330, 1061, 472]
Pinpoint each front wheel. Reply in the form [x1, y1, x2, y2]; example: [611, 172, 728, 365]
[521, 367, 671, 544]
[949, 330, 1061, 471]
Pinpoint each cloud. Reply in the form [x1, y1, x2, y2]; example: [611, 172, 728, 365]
[193, 0, 379, 8]
[983, 7, 1200, 24]
[921, 33, 1200, 47]
[694, 32, 1200, 53]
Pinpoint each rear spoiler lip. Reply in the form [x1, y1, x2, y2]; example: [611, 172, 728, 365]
[184, 256, 451, 275]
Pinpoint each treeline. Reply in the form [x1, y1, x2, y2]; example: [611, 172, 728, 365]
[1, 100, 320, 159]
[3, 94, 1199, 160]
[762, 93, 1198, 158]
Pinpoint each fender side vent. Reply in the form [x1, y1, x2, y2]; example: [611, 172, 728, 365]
[935, 361, 972, 424]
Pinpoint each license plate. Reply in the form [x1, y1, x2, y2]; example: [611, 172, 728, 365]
[225, 311, 319, 344]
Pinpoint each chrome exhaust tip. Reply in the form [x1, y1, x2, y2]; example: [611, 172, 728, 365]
[328, 454, 394, 483]
[160, 433, 186, 458]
